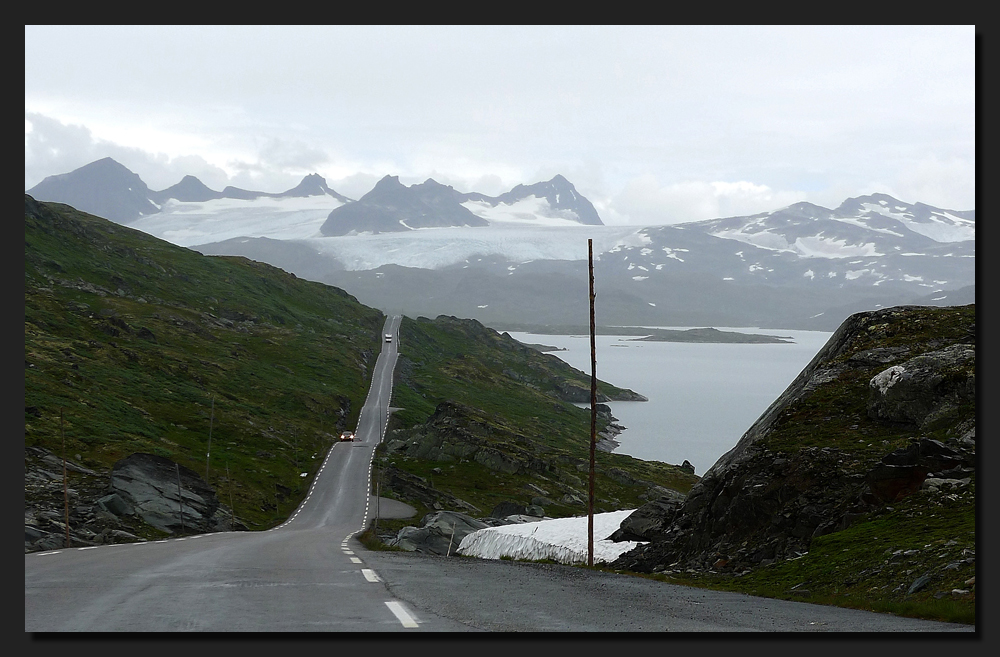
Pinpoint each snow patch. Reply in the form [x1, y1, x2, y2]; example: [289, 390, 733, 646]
[861, 203, 975, 243]
[457, 510, 643, 565]
[461, 196, 582, 226]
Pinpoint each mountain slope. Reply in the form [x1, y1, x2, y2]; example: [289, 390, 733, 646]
[24, 193, 385, 542]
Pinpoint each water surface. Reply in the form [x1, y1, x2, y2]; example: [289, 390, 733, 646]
[508, 328, 833, 475]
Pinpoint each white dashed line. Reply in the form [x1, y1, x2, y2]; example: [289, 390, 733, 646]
[385, 601, 419, 628]
[361, 569, 381, 582]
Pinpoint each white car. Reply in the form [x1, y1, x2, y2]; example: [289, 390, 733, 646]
[339, 432, 355, 442]
[385, 334, 393, 343]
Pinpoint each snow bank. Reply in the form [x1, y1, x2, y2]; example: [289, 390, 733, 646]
[457, 510, 644, 565]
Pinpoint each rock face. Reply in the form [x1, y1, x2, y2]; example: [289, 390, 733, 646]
[109, 453, 230, 534]
[609, 304, 975, 575]
[867, 344, 975, 428]
[386, 510, 491, 555]
[24, 448, 239, 552]
[384, 401, 566, 478]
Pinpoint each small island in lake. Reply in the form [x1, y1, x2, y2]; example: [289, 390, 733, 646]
[497, 323, 794, 344]
[626, 327, 794, 344]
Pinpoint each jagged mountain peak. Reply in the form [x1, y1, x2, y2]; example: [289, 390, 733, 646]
[482, 174, 602, 226]
[26, 157, 157, 224]
[280, 173, 350, 202]
[151, 175, 221, 203]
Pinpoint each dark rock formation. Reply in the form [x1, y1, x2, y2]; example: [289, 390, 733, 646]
[867, 344, 975, 428]
[491, 501, 528, 518]
[24, 447, 240, 552]
[383, 401, 562, 478]
[109, 453, 230, 534]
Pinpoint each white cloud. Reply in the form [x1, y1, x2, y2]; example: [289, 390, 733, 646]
[890, 155, 976, 211]
[25, 26, 974, 216]
[609, 176, 806, 224]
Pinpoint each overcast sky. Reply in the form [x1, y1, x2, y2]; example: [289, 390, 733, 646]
[25, 25, 976, 225]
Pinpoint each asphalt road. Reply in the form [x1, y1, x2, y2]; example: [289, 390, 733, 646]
[24, 314, 473, 632]
[24, 313, 975, 633]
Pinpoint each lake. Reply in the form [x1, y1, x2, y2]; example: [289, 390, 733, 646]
[507, 327, 833, 476]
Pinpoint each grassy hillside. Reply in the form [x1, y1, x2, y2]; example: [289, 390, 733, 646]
[25, 195, 695, 545]
[25, 195, 385, 532]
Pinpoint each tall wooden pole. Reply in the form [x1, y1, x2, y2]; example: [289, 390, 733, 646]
[588, 239, 597, 567]
[227, 461, 236, 530]
[176, 463, 185, 534]
[62, 408, 70, 549]
[205, 395, 214, 480]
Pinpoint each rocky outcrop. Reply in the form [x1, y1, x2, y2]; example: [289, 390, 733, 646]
[609, 305, 976, 575]
[384, 401, 561, 477]
[24, 448, 239, 552]
[378, 464, 482, 514]
[386, 511, 490, 555]
[109, 453, 233, 535]
[867, 344, 975, 428]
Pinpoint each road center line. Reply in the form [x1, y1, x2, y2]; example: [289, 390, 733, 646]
[385, 601, 419, 628]
[361, 568, 381, 582]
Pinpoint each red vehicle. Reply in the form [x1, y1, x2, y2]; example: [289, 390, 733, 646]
[339, 431, 355, 442]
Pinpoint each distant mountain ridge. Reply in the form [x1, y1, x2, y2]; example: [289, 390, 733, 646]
[26, 157, 353, 223]
[25, 157, 975, 331]
[26, 158, 604, 230]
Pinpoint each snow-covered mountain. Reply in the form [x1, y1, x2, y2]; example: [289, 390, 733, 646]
[187, 190, 973, 330]
[319, 172, 603, 236]
[25, 158, 975, 330]
[26, 158, 352, 226]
